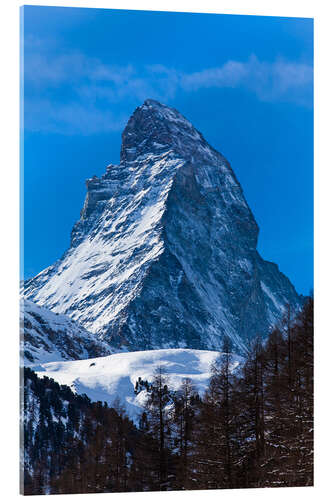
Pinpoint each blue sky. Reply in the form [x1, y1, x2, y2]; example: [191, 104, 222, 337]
[21, 6, 313, 295]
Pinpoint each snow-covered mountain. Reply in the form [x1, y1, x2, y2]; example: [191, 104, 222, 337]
[21, 299, 113, 365]
[23, 99, 302, 354]
[32, 348, 242, 423]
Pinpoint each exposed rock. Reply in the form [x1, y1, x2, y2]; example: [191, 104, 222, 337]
[21, 299, 113, 365]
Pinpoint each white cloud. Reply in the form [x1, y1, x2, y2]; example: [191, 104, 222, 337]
[181, 60, 248, 90]
[23, 46, 313, 134]
[180, 55, 313, 104]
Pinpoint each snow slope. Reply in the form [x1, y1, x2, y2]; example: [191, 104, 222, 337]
[21, 299, 113, 365]
[33, 348, 242, 423]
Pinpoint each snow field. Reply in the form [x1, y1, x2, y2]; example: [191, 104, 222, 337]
[33, 348, 242, 423]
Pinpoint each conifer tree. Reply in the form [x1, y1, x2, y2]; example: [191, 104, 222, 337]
[143, 365, 174, 490]
[172, 377, 198, 489]
[236, 336, 266, 487]
[194, 337, 239, 489]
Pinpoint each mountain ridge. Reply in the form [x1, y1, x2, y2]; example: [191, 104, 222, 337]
[21, 299, 113, 365]
[23, 99, 302, 354]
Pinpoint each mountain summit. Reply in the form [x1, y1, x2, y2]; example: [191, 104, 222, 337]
[23, 100, 302, 353]
[120, 99, 222, 163]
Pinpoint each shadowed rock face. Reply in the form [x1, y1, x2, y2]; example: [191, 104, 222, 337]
[23, 99, 302, 354]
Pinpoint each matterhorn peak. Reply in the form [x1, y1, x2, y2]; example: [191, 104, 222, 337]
[120, 99, 221, 165]
[132, 98, 193, 127]
[23, 101, 302, 354]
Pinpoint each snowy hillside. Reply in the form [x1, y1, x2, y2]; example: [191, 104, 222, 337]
[33, 348, 242, 422]
[21, 299, 113, 365]
[23, 99, 302, 354]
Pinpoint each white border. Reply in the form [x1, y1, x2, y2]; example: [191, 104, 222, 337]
[1, 1, 332, 499]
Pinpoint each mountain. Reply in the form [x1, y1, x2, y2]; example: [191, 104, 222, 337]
[21, 299, 113, 365]
[23, 99, 302, 354]
[32, 348, 242, 423]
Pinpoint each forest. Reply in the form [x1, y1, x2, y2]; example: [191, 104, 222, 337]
[22, 297, 313, 494]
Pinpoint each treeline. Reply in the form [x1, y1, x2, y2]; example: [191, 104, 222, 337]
[22, 298, 313, 494]
[190, 296, 313, 489]
[22, 368, 148, 494]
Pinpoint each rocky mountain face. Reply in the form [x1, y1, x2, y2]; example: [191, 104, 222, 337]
[23, 99, 302, 354]
[21, 299, 113, 365]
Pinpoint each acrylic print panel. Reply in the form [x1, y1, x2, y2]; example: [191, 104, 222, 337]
[20, 4, 313, 495]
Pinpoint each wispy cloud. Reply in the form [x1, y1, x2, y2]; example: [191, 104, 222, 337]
[23, 44, 313, 135]
[179, 56, 313, 105]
